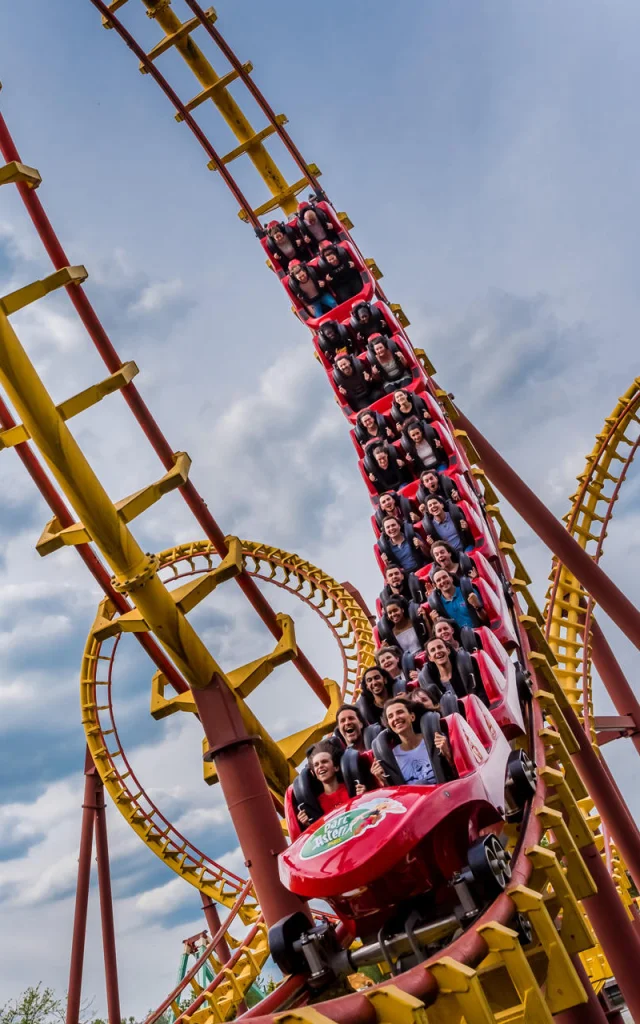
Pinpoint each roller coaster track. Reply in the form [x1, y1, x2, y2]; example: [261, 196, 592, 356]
[542, 376, 640, 994]
[80, 539, 373, 912]
[545, 376, 640, 740]
[1, 1, 639, 1021]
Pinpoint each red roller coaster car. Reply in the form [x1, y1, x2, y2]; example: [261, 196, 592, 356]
[270, 695, 535, 984]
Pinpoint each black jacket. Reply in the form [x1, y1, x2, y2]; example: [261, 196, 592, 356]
[418, 649, 476, 699]
[318, 245, 363, 304]
[349, 302, 392, 345]
[364, 444, 409, 493]
[333, 356, 382, 411]
[379, 572, 425, 607]
[317, 320, 354, 360]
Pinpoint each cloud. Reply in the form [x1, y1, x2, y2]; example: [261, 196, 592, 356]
[130, 277, 184, 314]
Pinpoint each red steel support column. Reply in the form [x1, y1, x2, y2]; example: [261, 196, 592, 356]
[561, 698, 640, 890]
[192, 676, 311, 929]
[554, 955, 609, 1023]
[67, 750, 99, 1024]
[590, 617, 640, 756]
[580, 845, 640, 1023]
[93, 776, 122, 1024]
[455, 411, 640, 651]
[200, 894, 232, 963]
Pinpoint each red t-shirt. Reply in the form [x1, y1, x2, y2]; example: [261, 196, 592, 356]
[318, 783, 350, 815]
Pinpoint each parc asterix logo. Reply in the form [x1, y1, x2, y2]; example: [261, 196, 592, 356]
[300, 796, 406, 860]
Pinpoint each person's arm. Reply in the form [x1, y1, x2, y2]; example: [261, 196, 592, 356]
[467, 588, 489, 623]
[370, 759, 388, 785]
[434, 732, 454, 765]
[297, 807, 310, 825]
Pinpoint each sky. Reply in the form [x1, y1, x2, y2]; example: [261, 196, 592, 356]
[0, 0, 640, 1017]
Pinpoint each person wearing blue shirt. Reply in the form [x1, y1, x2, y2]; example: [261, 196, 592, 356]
[380, 516, 428, 572]
[430, 568, 488, 630]
[423, 496, 473, 553]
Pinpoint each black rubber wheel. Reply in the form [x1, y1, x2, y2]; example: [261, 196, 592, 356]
[515, 663, 533, 703]
[268, 911, 310, 976]
[466, 834, 512, 900]
[506, 749, 537, 822]
[513, 911, 533, 947]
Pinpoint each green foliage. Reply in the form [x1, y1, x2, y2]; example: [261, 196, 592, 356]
[0, 986, 64, 1024]
[0, 986, 141, 1024]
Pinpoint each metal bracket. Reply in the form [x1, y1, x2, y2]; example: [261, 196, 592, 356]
[0, 160, 42, 189]
[208, 116, 288, 171]
[0, 361, 139, 451]
[238, 166, 322, 222]
[140, 8, 217, 71]
[176, 62, 253, 121]
[0, 266, 87, 316]
[37, 451, 191, 557]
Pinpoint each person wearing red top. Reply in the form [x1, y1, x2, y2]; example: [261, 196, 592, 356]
[296, 740, 365, 827]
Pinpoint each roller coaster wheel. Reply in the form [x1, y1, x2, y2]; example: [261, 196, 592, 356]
[513, 911, 534, 947]
[515, 662, 534, 702]
[466, 834, 512, 900]
[505, 749, 537, 823]
[268, 911, 310, 976]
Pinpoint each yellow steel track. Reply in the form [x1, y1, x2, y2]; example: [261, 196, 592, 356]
[545, 376, 640, 737]
[80, 539, 374, 915]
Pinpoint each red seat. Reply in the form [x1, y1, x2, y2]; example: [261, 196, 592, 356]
[467, 649, 524, 739]
[463, 503, 497, 558]
[472, 578, 518, 648]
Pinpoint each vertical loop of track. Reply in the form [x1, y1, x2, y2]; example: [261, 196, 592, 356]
[544, 377, 640, 738]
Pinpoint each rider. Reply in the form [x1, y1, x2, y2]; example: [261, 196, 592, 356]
[429, 568, 488, 629]
[318, 242, 363, 304]
[316, 319, 353, 361]
[288, 260, 337, 318]
[350, 300, 392, 345]
[422, 496, 473, 553]
[375, 646, 409, 694]
[335, 703, 371, 753]
[357, 665, 395, 725]
[296, 740, 365, 827]
[416, 468, 460, 513]
[334, 354, 383, 411]
[379, 564, 425, 606]
[265, 220, 307, 268]
[371, 697, 453, 786]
